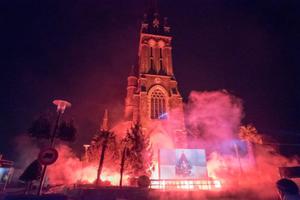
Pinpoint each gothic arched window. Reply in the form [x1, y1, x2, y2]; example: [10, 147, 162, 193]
[150, 89, 167, 119]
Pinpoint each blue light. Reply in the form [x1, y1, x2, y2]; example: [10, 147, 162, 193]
[159, 112, 168, 119]
[0, 167, 10, 183]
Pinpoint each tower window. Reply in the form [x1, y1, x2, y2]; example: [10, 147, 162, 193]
[160, 60, 163, 70]
[151, 59, 154, 69]
[159, 48, 165, 74]
[150, 89, 167, 119]
[171, 88, 178, 94]
[150, 47, 154, 70]
[159, 48, 163, 68]
[141, 85, 146, 92]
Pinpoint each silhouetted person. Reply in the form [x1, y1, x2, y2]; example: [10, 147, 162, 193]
[19, 159, 42, 194]
[276, 178, 300, 200]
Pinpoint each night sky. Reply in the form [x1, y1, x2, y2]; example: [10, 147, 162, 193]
[1, 0, 300, 159]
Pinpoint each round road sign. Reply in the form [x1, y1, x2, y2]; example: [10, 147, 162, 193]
[38, 148, 58, 165]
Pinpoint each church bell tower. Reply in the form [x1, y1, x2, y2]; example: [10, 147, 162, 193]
[124, 5, 186, 147]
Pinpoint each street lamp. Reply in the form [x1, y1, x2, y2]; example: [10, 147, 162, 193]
[37, 99, 71, 195]
[50, 100, 71, 146]
[53, 100, 71, 114]
[83, 144, 90, 162]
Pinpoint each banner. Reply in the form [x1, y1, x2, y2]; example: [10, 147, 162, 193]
[159, 149, 207, 179]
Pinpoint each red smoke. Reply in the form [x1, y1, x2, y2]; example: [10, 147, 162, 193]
[15, 90, 298, 198]
[186, 90, 243, 140]
[47, 145, 124, 186]
[184, 90, 299, 198]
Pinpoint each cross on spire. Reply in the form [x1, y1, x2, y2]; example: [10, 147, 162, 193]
[147, 0, 158, 12]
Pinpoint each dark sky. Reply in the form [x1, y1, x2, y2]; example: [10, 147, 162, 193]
[1, 0, 300, 159]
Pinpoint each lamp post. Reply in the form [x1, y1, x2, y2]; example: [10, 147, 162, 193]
[37, 99, 71, 195]
[50, 100, 72, 146]
[83, 144, 90, 162]
[233, 142, 243, 176]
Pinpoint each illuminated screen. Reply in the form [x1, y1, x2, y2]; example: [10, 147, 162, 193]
[159, 149, 207, 179]
[0, 167, 10, 183]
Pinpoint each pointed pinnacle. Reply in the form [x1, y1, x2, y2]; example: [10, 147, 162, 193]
[101, 109, 109, 131]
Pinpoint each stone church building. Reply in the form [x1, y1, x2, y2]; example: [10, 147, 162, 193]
[121, 8, 187, 149]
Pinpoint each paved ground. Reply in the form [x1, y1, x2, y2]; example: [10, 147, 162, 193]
[67, 187, 278, 200]
[0, 187, 278, 200]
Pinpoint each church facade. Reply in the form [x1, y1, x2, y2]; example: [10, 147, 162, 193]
[123, 10, 186, 148]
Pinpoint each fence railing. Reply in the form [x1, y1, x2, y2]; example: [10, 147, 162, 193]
[0, 159, 14, 167]
[150, 179, 222, 190]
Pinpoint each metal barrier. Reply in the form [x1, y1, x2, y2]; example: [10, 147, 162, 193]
[150, 179, 222, 190]
[0, 159, 14, 168]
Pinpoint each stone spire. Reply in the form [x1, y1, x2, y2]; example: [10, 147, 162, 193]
[129, 64, 138, 77]
[124, 65, 138, 121]
[100, 109, 109, 131]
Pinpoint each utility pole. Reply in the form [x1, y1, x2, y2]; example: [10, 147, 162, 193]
[233, 142, 243, 175]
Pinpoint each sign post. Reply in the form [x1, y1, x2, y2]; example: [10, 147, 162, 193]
[38, 148, 58, 166]
[37, 148, 58, 195]
[37, 99, 71, 195]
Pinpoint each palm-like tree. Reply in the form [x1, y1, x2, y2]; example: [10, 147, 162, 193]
[87, 129, 118, 185]
[239, 124, 262, 144]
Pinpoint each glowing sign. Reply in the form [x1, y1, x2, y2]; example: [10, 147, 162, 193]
[159, 149, 207, 179]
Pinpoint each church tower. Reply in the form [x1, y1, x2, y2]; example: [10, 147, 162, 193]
[124, 5, 186, 147]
